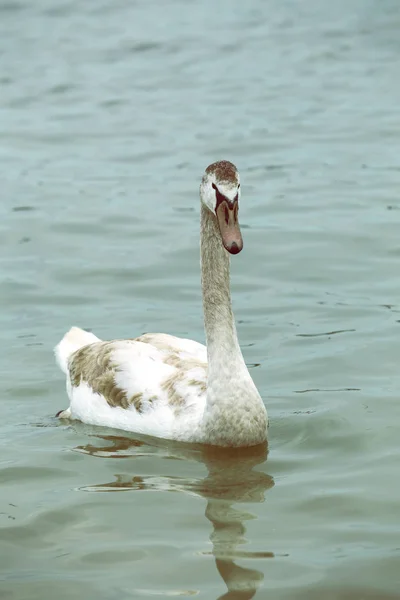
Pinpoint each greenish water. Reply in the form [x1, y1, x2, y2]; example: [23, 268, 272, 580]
[1, 0, 400, 597]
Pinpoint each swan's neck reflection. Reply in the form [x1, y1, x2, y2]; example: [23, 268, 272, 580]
[74, 432, 274, 599]
[208, 500, 264, 599]
[200, 447, 274, 599]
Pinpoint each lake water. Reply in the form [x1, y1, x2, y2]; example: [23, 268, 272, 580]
[1, 0, 400, 597]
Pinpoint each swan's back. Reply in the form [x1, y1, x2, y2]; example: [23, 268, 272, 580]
[55, 327, 208, 442]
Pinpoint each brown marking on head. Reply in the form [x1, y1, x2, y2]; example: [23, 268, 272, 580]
[203, 161, 243, 255]
[205, 160, 239, 186]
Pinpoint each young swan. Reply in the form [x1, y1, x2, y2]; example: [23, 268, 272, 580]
[55, 161, 268, 447]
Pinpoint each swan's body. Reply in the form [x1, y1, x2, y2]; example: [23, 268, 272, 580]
[55, 161, 268, 447]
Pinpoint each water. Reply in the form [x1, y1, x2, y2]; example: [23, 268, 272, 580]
[1, 0, 400, 597]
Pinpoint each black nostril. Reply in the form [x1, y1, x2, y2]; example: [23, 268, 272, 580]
[229, 242, 240, 255]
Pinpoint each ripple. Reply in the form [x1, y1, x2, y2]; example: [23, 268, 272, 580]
[1, 0, 400, 597]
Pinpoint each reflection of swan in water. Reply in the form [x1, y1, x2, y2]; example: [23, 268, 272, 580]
[200, 445, 274, 600]
[75, 431, 274, 599]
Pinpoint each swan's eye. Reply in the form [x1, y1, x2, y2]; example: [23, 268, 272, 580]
[224, 205, 229, 224]
[237, 184, 240, 189]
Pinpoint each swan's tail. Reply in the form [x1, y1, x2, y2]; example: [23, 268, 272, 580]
[54, 326, 101, 374]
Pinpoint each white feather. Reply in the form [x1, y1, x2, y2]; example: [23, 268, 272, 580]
[57, 330, 208, 442]
[54, 326, 100, 374]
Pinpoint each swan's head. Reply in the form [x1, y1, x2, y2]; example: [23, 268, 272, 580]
[200, 160, 243, 255]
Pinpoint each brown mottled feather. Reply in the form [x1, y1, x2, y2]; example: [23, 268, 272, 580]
[205, 160, 238, 185]
[69, 335, 207, 414]
[69, 342, 143, 411]
[187, 379, 207, 395]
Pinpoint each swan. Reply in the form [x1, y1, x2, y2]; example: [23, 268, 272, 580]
[54, 160, 268, 447]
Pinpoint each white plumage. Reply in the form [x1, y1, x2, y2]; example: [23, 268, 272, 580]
[55, 161, 268, 447]
[55, 328, 208, 442]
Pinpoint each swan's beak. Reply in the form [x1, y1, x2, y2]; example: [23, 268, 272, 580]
[216, 200, 243, 255]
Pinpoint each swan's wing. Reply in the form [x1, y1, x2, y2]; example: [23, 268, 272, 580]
[63, 333, 208, 438]
[135, 332, 207, 363]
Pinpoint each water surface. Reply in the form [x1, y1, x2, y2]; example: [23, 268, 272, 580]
[1, 0, 400, 598]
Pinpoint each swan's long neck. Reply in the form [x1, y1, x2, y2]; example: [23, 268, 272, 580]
[200, 204, 246, 381]
[199, 203, 267, 447]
